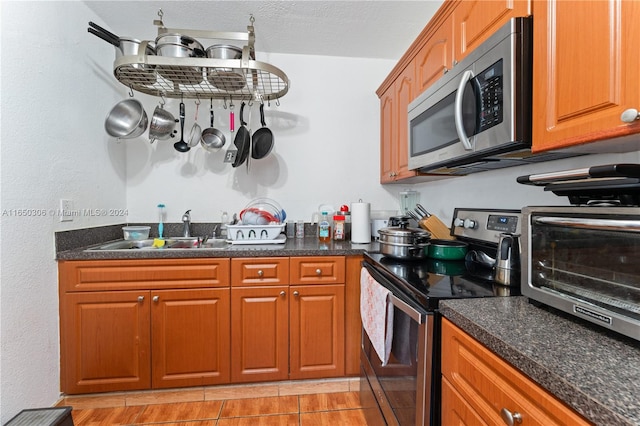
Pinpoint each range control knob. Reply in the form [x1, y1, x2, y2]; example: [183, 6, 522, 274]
[463, 218, 477, 229]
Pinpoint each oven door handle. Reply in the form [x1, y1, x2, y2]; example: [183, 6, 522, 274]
[390, 294, 426, 324]
[454, 69, 475, 151]
[534, 216, 640, 233]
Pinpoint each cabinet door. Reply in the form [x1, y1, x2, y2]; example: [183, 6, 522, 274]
[441, 319, 592, 426]
[453, 0, 531, 62]
[61, 291, 150, 394]
[441, 377, 488, 426]
[289, 284, 345, 380]
[415, 17, 455, 93]
[231, 286, 289, 382]
[532, 0, 640, 151]
[380, 87, 395, 183]
[151, 288, 230, 388]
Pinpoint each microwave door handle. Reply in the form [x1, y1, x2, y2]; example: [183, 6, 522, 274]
[454, 70, 474, 151]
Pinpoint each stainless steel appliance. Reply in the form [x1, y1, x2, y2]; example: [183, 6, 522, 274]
[407, 17, 576, 175]
[520, 164, 640, 341]
[361, 208, 521, 426]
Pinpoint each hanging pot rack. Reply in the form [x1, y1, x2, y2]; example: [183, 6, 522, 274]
[112, 11, 289, 102]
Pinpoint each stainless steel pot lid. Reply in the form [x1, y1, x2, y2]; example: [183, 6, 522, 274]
[378, 226, 430, 237]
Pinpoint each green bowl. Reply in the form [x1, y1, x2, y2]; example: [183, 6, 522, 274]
[426, 239, 468, 260]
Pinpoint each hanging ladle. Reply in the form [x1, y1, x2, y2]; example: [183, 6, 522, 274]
[174, 97, 189, 152]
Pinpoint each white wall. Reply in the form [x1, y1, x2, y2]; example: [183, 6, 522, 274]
[0, 1, 127, 421]
[124, 53, 402, 224]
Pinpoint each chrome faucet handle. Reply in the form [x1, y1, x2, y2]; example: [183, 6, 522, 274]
[182, 209, 192, 222]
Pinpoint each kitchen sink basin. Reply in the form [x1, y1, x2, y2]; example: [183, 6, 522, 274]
[87, 238, 229, 251]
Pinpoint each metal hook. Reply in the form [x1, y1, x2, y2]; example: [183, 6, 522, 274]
[229, 99, 234, 110]
[275, 98, 280, 107]
[159, 94, 166, 106]
[222, 98, 228, 109]
[195, 94, 201, 105]
[158, 9, 163, 19]
[249, 14, 255, 25]
[128, 86, 134, 97]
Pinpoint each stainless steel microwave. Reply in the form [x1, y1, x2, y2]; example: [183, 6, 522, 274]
[407, 17, 557, 175]
[522, 206, 640, 341]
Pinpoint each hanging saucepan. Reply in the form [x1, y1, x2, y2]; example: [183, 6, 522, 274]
[87, 22, 156, 84]
[232, 102, 250, 168]
[252, 103, 274, 159]
[201, 99, 226, 151]
[378, 220, 431, 260]
[426, 239, 468, 260]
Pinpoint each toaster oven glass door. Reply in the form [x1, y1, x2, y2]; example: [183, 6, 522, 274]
[529, 215, 640, 321]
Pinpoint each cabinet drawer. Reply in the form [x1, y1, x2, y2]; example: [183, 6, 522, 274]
[59, 258, 230, 292]
[231, 257, 289, 286]
[290, 256, 345, 284]
[441, 319, 592, 426]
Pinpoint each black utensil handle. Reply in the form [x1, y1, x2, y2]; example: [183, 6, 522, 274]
[88, 28, 120, 47]
[88, 21, 120, 43]
[180, 102, 185, 132]
[260, 103, 266, 127]
[210, 109, 214, 127]
[240, 102, 246, 126]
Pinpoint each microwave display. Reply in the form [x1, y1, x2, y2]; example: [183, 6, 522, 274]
[529, 214, 640, 322]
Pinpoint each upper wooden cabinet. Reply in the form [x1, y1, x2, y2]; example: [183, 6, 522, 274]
[377, 0, 531, 184]
[532, 0, 640, 151]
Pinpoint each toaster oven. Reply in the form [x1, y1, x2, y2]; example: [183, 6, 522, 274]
[522, 205, 640, 341]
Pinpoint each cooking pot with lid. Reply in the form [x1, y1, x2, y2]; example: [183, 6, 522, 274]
[378, 217, 431, 260]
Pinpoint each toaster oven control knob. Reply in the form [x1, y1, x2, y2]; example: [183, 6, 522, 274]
[621, 108, 639, 123]
[453, 218, 464, 227]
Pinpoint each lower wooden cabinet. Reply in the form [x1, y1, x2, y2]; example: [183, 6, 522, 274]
[59, 254, 359, 394]
[441, 318, 592, 426]
[230, 257, 346, 383]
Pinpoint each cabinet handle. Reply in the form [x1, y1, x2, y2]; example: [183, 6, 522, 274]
[315, 268, 322, 276]
[258, 270, 264, 277]
[293, 291, 299, 297]
[443, 67, 449, 74]
[452, 59, 458, 67]
[621, 108, 639, 123]
[500, 408, 523, 426]
[280, 291, 286, 297]
[137, 296, 144, 302]
[152, 296, 159, 302]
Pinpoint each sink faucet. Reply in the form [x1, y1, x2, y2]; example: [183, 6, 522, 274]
[181, 210, 191, 237]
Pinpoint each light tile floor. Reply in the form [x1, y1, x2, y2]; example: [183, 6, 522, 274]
[59, 378, 372, 425]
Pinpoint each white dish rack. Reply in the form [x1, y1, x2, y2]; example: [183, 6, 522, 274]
[226, 224, 285, 241]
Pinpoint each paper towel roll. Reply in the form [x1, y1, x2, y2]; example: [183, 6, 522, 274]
[351, 201, 371, 243]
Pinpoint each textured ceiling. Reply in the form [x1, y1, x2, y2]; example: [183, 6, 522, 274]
[84, 0, 443, 60]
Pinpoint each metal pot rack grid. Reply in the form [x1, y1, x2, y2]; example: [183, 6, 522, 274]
[113, 14, 289, 102]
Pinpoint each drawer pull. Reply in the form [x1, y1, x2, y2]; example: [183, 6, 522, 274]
[293, 291, 299, 297]
[258, 270, 264, 277]
[500, 408, 523, 426]
[280, 291, 286, 297]
[137, 296, 144, 302]
[315, 268, 322, 276]
[152, 296, 159, 302]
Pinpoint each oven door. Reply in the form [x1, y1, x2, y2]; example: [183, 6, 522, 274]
[360, 264, 435, 426]
[523, 207, 640, 340]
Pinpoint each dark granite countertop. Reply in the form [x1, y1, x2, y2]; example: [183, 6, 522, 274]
[55, 224, 375, 260]
[440, 297, 640, 426]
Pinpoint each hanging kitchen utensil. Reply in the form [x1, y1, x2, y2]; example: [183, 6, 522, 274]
[232, 102, 250, 168]
[251, 103, 274, 159]
[187, 98, 202, 148]
[148, 98, 178, 143]
[104, 96, 148, 139]
[173, 98, 189, 152]
[223, 100, 237, 163]
[201, 98, 226, 151]
[415, 204, 455, 240]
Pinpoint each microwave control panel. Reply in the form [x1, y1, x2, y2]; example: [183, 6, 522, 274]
[475, 59, 504, 133]
[452, 208, 521, 243]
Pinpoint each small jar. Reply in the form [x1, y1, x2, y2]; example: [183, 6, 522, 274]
[333, 214, 346, 241]
[339, 205, 351, 241]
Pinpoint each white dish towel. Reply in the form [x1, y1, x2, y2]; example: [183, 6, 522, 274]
[360, 267, 394, 366]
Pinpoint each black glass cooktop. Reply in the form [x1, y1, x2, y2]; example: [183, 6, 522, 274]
[364, 252, 519, 311]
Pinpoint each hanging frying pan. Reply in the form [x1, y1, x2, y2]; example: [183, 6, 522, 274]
[251, 103, 274, 159]
[232, 102, 250, 167]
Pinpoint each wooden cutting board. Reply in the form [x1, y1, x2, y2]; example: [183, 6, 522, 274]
[419, 215, 455, 240]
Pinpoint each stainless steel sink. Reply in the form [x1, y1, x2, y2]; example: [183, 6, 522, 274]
[87, 238, 229, 251]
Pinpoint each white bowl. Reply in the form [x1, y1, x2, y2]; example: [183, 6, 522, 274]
[123, 226, 151, 241]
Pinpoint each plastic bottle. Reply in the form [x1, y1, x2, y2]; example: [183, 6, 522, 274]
[333, 214, 346, 241]
[318, 211, 331, 242]
[220, 211, 228, 238]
